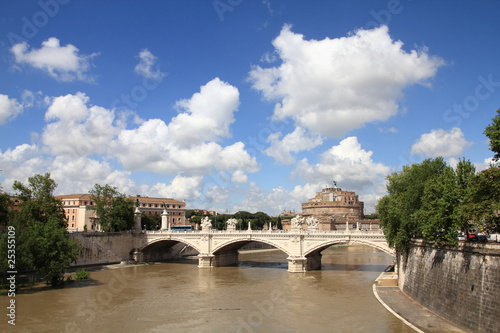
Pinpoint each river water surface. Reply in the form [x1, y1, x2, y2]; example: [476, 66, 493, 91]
[2, 245, 413, 333]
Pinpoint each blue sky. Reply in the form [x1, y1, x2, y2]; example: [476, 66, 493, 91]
[1, 0, 499, 215]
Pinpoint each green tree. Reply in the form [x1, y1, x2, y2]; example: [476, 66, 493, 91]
[88, 184, 134, 232]
[141, 212, 161, 230]
[465, 166, 500, 233]
[453, 158, 477, 235]
[377, 158, 449, 252]
[0, 193, 11, 230]
[414, 165, 459, 246]
[484, 109, 500, 161]
[4, 173, 79, 286]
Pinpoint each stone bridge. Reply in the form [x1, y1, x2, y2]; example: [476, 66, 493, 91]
[132, 228, 394, 273]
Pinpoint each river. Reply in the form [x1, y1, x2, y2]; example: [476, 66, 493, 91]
[1, 245, 413, 333]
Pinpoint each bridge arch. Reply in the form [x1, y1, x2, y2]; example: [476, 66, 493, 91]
[212, 238, 290, 257]
[139, 237, 202, 260]
[303, 239, 395, 258]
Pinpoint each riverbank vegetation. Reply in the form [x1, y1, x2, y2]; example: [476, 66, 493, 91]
[378, 109, 500, 252]
[0, 173, 79, 287]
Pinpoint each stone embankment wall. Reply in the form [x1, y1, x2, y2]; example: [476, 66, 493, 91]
[70, 232, 199, 266]
[398, 240, 500, 333]
[69, 232, 135, 266]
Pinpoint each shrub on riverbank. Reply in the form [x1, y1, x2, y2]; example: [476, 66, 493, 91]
[75, 269, 90, 280]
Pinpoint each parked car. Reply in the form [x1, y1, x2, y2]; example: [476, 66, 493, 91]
[469, 233, 488, 242]
[457, 233, 466, 241]
[489, 234, 500, 243]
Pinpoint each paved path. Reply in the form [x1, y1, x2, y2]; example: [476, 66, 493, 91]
[373, 285, 470, 333]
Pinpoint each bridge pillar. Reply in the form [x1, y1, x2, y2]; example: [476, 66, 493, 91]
[306, 251, 322, 270]
[212, 251, 239, 267]
[133, 248, 144, 262]
[287, 257, 307, 273]
[198, 254, 214, 268]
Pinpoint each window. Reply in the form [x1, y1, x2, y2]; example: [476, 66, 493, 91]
[72, 215, 75, 221]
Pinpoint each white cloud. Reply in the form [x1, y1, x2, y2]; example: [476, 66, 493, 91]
[151, 175, 203, 201]
[264, 126, 323, 164]
[411, 128, 473, 158]
[169, 78, 240, 148]
[42, 92, 119, 156]
[204, 184, 230, 205]
[378, 127, 399, 134]
[135, 49, 165, 80]
[110, 78, 258, 180]
[11, 37, 98, 82]
[0, 94, 24, 124]
[49, 156, 135, 195]
[291, 136, 391, 212]
[234, 183, 298, 215]
[249, 25, 444, 138]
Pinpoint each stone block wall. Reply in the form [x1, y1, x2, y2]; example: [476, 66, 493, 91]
[398, 240, 500, 333]
[70, 232, 135, 266]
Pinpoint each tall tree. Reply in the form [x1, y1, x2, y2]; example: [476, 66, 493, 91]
[377, 158, 449, 252]
[88, 184, 134, 232]
[465, 166, 500, 233]
[6, 173, 79, 286]
[484, 109, 500, 161]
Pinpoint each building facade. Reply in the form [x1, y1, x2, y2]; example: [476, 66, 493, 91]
[301, 186, 379, 231]
[132, 195, 186, 227]
[56, 194, 186, 232]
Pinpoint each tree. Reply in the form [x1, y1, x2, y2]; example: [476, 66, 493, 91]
[414, 166, 459, 246]
[484, 109, 500, 161]
[0, 193, 11, 230]
[141, 212, 161, 230]
[464, 166, 500, 233]
[453, 158, 477, 235]
[2, 173, 79, 286]
[377, 158, 449, 252]
[88, 184, 134, 232]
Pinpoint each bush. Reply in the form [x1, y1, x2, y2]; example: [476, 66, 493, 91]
[75, 269, 90, 280]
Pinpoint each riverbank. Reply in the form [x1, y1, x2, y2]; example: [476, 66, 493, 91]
[373, 272, 469, 333]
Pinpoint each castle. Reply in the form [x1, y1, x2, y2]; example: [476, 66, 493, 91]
[301, 185, 379, 231]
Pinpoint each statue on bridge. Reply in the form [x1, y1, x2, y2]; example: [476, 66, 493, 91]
[201, 216, 212, 231]
[291, 215, 304, 232]
[226, 218, 237, 231]
[306, 216, 319, 231]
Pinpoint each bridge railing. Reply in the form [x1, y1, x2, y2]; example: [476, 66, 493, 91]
[143, 229, 384, 235]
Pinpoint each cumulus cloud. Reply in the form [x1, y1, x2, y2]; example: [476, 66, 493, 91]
[11, 37, 98, 82]
[291, 136, 390, 211]
[411, 128, 473, 158]
[233, 183, 298, 215]
[264, 126, 323, 164]
[42, 92, 119, 156]
[169, 78, 240, 148]
[151, 175, 203, 201]
[49, 156, 135, 195]
[134, 49, 165, 80]
[0, 94, 24, 124]
[110, 78, 258, 180]
[249, 25, 444, 138]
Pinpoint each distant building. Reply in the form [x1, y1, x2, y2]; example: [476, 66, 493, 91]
[56, 194, 185, 232]
[301, 186, 379, 231]
[55, 194, 98, 232]
[132, 195, 186, 226]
